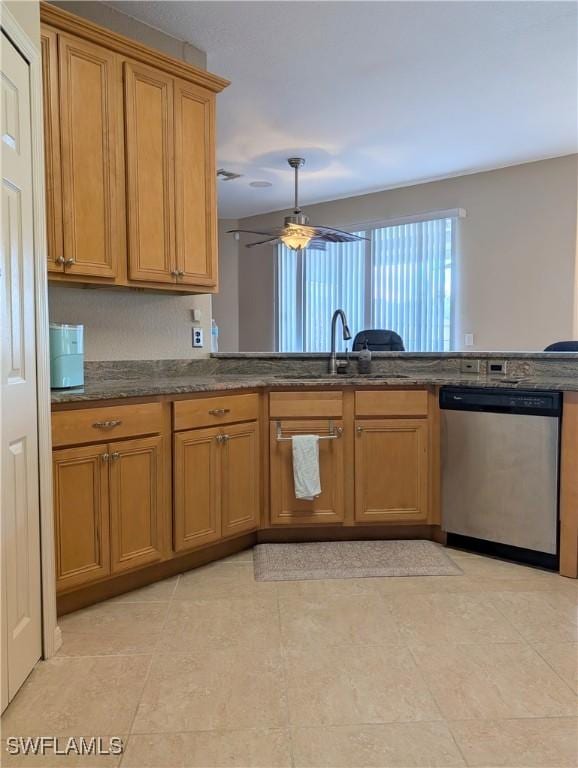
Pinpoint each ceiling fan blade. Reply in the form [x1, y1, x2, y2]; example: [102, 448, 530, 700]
[244, 237, 281, 248]
[227, 228, 283, 237]
[309, 226, 369, 242]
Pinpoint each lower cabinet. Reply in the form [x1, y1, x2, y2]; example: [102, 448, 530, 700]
[173, 420, 260, 552]
[109, 436, 165, 573]
[52, 435, 165, 592]
[269, 420, 345, 525]
[355, 419, 429, 523]
[53, 444, 110, 590]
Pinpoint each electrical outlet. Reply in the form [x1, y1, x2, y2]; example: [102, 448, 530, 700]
[488, 359, 508, 376]
[460, 359, 481, 374]
[192, 328, 203, 348]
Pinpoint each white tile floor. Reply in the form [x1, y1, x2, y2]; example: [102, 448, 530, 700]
[2, 547, 577, 767]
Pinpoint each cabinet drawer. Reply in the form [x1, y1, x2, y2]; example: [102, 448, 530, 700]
[355, 390, 428, 417]
[52, 402, 163, 447]
[174, 393, 259, 431]
[269, 391, 343, 419]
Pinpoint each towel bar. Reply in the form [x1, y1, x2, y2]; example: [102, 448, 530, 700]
[275, 420, 343, 442]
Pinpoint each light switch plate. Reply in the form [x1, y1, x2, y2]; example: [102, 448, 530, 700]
[192, 328, 203, 348]
[464, 333, 475, 347]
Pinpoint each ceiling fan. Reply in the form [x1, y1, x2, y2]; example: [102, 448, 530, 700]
[228, 157, 368, 251]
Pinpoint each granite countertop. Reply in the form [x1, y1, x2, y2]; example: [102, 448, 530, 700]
[51, 371, 578, 405]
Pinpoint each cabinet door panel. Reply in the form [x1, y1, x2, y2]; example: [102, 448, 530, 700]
[58, 34, 120, 278]
[174, 427, 221, 551]
[355, 419, 429, 523]
[221, 421, 260, 537]
[174, 79, 217, 286]
[53, 444, 110, 591]
[109, 436, 164, 573]
[270, 420, 345, 525]
[124, 61, 175, 283]
[40, 26, 63, 272]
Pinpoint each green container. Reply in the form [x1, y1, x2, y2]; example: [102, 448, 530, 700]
[49, 323, 84, 388]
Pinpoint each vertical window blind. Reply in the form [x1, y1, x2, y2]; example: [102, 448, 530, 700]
[277, 216, 454, 352]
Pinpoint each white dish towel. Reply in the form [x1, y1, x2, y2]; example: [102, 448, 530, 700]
[291, 434, 321, 500]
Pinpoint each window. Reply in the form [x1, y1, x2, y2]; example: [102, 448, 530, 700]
[276, 216, 455, 352]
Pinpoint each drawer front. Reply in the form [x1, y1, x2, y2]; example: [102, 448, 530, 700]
[355, 389, 429, 417]
[269, 391, 343, 419]
[174, 393, 260, 431]
[52, 402, 163, 447]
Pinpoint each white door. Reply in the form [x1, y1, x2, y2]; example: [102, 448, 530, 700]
[1, 30, 42, 711]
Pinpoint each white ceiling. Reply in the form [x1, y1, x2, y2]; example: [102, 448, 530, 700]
[108, 1, 578, 219]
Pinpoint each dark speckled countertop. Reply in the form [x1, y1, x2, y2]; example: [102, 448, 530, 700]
[50, 355, 578, 405]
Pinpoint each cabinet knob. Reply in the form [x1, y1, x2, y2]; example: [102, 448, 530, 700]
[64, 258, 75, 266]
[101, 453, 110, 462]
[55, 256, 65, 265]
[171, 269, 179, 278]
[356, 426, 364, 435]
[216, 434, 224, 444]
[111, 452, 120, 461]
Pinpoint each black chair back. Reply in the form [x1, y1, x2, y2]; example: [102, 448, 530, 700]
[544, 341, 578, 352]
[352, 330, 405, 352]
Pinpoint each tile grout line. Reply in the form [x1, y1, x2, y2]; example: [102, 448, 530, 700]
[275, 583, 295, 768]
[530, 641, 578, 697]
[119, 574, 182, 763]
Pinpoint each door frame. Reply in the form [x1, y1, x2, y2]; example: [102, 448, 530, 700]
[1, 5, 60, 658]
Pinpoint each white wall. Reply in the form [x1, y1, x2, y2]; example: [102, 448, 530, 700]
[47, 1, 213, 361]
[212, 220, 239, 352]
[4, 1, 40, 46]
[237, 155, 578, 352]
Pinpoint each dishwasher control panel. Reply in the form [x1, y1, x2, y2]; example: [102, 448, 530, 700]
[439, 387, 562, 417]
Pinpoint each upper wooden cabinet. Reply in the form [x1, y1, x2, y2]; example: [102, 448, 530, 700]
[40, 3, 228, 293]
[124, 61, 175, 284]
[40, 27, 63, 273]
[174, 79, 217, 287]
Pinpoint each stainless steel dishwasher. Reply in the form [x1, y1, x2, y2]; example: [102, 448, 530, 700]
[440, 386, 561, 569]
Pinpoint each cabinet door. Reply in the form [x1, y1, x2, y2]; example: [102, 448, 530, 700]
[355, 419, 429, 523]
[174, 427, 221, 551]
[269, 420, 345, 525]
[174, 79, 217, 287]
[221, 421, 260, 537]
[40, 26, 63, 273]
[109, 436, 164, 573]
[58, 34, 120, 278]
[52, 445, 110, 591]
[124, 61, 175, 283]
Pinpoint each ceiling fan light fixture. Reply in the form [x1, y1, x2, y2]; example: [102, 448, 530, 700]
[280, 225, 312, 250]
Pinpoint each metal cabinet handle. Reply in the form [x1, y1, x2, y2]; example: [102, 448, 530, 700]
[110, 452, 120, 461]
[222, 434, 230, 442]
[64, 258, 75, 266]
[216, 434, 224, 444]
[356, 426, 364, 434]
[177, 269, 185, 277]
[92, 419, 122, 430]
[55, 256, 65, 265]
[208, 408, 231, 416]
[171, 269, 179, 278]
[101, 453, 110, 462]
